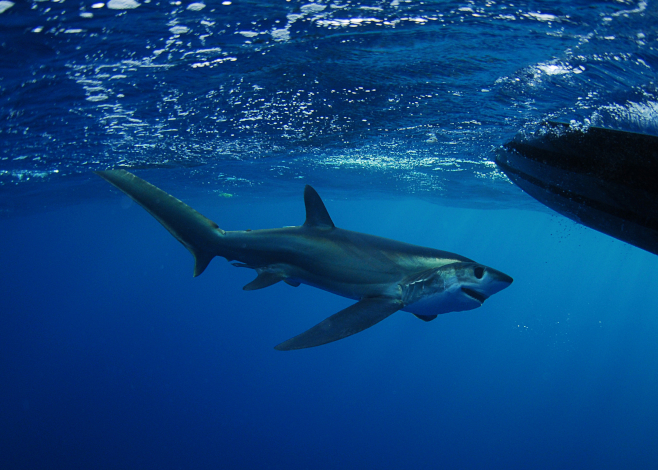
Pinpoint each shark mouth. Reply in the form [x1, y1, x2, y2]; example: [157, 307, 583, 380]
[461, 287, 487, 304]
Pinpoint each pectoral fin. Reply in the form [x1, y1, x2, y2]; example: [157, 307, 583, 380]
[274, 297, 402, 351]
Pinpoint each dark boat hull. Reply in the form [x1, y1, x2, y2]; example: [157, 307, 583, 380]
[496, 123, 658, 256]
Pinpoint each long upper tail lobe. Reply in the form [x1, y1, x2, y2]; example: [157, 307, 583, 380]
[96, 169, 224, 276]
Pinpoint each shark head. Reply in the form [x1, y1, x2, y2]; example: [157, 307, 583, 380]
[402, 262, 513, 316]
[455, 262, 514, 308]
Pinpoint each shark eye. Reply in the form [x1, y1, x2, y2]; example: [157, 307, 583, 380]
[474, 266, 484, 279]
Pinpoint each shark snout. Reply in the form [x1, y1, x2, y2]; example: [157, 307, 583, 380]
[491, 269, 513, 286]
[485, 267, 513, 295]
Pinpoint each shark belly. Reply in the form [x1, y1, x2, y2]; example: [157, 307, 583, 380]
[293, 273, 403, 301]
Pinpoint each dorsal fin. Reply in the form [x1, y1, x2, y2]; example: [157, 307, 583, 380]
[303, 185, 335, 229]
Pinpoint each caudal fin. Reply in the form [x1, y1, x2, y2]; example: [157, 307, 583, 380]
[96, 169, 224, 277]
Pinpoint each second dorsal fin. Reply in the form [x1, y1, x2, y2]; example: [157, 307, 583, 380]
[303, 185, 335, 229]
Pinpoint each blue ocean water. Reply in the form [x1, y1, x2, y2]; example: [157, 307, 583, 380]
[1, 1, 657, 469]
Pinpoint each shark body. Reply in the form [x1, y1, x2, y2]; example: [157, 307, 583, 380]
[97, 170, 513, 350]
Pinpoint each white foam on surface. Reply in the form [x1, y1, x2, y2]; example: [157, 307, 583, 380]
[169, 26, 190, 35]
[0, 1, 14, 15]
[107, 0, 140, 10]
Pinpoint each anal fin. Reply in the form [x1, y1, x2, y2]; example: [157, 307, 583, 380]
[274, 297, 402, 351]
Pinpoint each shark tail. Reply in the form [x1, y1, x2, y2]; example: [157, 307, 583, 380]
[96, 169, 225, 277]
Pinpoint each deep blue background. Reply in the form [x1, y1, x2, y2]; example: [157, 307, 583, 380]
[1, 193, 656, 469]
[1, 0, 657, 468]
